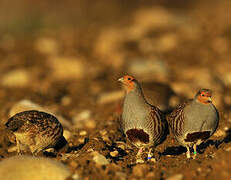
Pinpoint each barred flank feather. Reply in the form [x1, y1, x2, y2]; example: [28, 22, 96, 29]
[167, 89, 219, 159]
[167, 100, 191, 137]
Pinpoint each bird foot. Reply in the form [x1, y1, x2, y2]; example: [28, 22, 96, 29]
[147, 153, 152, 161]
[192, 151, 197, 159]
[136, 147, 144, 158]
[147, 149, 153, 161]
[186, 151, 191, 159]
[17, 151, 22, 155]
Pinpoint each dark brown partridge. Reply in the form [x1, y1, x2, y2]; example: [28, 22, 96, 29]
[5, 110, 67, 155]
[118, 75, 167, 161]
[167, 89, 219, 159]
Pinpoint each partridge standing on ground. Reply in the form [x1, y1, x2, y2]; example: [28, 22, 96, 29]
[5, 110, 67, 154]
[167, 89, 219, 159]
[118, 75, 167, 160]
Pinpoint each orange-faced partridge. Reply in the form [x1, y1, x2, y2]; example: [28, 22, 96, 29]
[5, 110, 67, 154]
[118, 75, 167, 160]
[167, 89, 219, 158]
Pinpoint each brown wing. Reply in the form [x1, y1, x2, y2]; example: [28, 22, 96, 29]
[148, 105, 167, 145]
[167, 100, 192, 137]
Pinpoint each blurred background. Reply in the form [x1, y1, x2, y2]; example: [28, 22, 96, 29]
[0, 0, 231, 179]
[0, 0, 230, 101]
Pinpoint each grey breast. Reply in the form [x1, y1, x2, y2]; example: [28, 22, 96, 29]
[122, 90, 152, 134]
[183, 101, 219, 135]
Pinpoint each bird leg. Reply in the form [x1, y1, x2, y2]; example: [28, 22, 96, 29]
[147, 148, 153, 161]
[193, 144, 197, 159]
[136, 147, 145, 164]
[16, 138, 22, 155]
[136, 147, 144, 158]
[186, 146, 191, 159]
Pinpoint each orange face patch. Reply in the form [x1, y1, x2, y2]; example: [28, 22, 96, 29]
[197, 90, 212, 104]
[120, 75, 135, 93]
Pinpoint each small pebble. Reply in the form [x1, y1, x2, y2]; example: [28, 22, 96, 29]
[136, 159, 145, 164]
[117, 144, 125, 150]
[35, 37, 59, 56]
[61, 96, 72, 106]
[150, 158, 157, 163]
[224, 126, 229, 131]
[79, 130, 87, 136]
[72, 173, 83, 180]
[102, 135, 110, 142]
[100, 130, 107, 136]
[92, 152, 109, 165]
[110, 150, 119, 157]
[224, 146, 231, 152]
[78, 138, 85, 144]
[72, 110, 92, 127]
[86, 119, 96, 129]
[166, 174, 183, 180]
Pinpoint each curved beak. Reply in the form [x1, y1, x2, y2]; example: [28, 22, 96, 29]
[118, 77, 124, 82]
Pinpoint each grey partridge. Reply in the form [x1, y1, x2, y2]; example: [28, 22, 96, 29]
[167, 89, 219, 158]
[118, 75, 167, 160]
[5, 110, 67, 154]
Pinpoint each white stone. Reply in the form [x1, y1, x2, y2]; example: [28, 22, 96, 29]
[74, 110, 92, 122]
[110, 151, 119, 157]
[35, 37, 59, 56]
[92, 152, 109, 165]
[0, 155, 71, 180]
[224, 146, 231, 152]
[79, 130, 87, 136]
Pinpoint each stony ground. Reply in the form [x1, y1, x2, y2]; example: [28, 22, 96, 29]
[0, 0, 231, 179]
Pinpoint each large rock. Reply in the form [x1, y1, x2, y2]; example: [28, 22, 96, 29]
[0, 155, 71, 180]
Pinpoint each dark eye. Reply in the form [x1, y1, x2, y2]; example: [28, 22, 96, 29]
[201, 94, 205, 97]
[127, 77, 131, 80]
